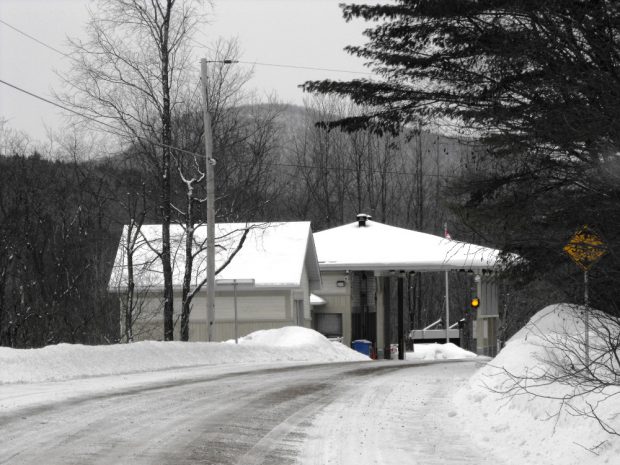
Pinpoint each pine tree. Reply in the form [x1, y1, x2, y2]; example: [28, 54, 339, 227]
[303, 0, 620, 313]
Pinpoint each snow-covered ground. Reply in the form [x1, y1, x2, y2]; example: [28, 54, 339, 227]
[0, 327, 370, 413]
[2, 311, 619, 464]
[408, 341, 477, 361]
[0, 326, 475, 417]
[0, 327, 473, 386]
[0, 327, 367, 385]
[455, 303, 620, 465]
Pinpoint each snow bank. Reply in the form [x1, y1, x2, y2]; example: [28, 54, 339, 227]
[235, 326, 332, 347]
[407, 342, 477, 360]
[0, 327, 368, 385]
[235, 326, 367, 360]
[454, 304, 620, 465]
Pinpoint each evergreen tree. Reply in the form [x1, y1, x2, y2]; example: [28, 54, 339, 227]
[303, 0, 620, 313]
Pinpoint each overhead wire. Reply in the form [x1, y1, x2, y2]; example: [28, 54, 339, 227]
[189, 36, 374, 76]
[0, 18, 74, 61]
[0, 17, 205, 158]
[235, 60, 374, 76]
[0, 78, 201, 158]
[1, 76, 456, 179]
[0, 19, 455, 180]
[1, 18, 375, 77]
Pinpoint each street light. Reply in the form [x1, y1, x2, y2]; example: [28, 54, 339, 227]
[215, 279, 255, 344]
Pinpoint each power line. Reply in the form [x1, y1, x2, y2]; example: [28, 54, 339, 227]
[0, 17, 372, 114]
[0, 18, 74, 61]
[189, 37, 374, 76]
[1, 18, 375, 77]
[0, 15, 375, 124]
[0, 17, 206, 151]
[0, 77, 456, 179]
[0, 20, 454, 179]
[0, 78, 200, 158]
[235, 60, 373, 76]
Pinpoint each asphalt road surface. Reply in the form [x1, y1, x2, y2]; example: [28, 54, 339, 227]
[0, 360, 499, 465]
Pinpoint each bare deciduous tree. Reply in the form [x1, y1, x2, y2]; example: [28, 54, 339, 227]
[60, 0, 204, 340]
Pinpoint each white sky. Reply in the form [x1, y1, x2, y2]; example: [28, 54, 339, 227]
[0, 0, 381, 143]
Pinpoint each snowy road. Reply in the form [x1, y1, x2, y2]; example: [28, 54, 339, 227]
[0, 360, 499, 465]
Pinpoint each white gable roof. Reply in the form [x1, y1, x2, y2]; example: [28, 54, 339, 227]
[313, 220, 501, 272]
[109, 222, 321, 291]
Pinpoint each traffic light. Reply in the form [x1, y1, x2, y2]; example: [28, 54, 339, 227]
[471, 297, 480, 309]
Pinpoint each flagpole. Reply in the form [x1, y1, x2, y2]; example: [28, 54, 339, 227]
[444, 222, 450, 343]
[445, 269, 450, 343]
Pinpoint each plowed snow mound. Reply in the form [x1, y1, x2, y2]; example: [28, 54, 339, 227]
[407, 342, 477, 360]
[236, 326, 332, 347]
[511, 303, 583, 340]
[454, 304, 620, 465]
[235, 326, 369, 361]
[0, 327, 367, 385]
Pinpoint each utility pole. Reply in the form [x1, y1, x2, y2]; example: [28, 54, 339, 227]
[200, 59, 216, 342]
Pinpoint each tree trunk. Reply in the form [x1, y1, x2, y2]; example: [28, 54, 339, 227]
[125, 235, 135, 343]
[180, 188, 195, 342]
[161, 1, 174, 341]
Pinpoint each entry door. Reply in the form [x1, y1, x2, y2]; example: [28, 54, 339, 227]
[294, 299, 304, 326]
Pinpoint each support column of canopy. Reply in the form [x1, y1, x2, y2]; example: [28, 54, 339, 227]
[475, 273, 499, 357]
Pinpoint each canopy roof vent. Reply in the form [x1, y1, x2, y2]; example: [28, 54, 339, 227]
[356, 213, 372, 227]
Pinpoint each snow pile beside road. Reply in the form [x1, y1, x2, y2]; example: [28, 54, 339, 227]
[236, 326, 331, 347]
[234, 326, 368, 361]
[0, 327, 367, 384]
[407, 342, 477, 360]
[454, 304, 620, 465]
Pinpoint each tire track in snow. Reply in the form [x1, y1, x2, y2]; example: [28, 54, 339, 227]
[298, 361, 502, 465]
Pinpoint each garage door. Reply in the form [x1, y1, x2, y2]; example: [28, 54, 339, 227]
[314, 313, 342, 337]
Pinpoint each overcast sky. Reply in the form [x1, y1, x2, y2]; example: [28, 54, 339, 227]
[0, 0, 382, 143]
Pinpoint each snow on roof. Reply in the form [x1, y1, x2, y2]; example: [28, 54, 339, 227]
[109, 222, 321, 291]
[314, 220, 501, 271]
[310, 293, 327, 306]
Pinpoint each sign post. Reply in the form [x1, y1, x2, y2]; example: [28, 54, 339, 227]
[215, 279, 255, 344]
[563, 226, 607, 366]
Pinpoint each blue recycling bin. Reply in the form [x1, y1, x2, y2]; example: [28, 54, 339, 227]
[352, 339, 372, 356]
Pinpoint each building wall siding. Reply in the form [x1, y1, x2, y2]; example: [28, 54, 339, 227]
[313, 271, 352, 346]
[129, 288, 307, 342]
[298, 265, 311, 320]
[190, 293, 288, 321]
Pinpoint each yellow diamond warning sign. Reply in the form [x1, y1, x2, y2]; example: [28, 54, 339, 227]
[564, 226, 607, 271]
